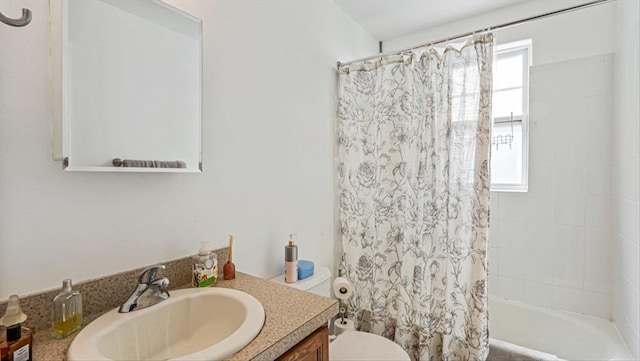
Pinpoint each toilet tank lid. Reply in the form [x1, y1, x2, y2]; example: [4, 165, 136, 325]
[268, 266, 331, 291]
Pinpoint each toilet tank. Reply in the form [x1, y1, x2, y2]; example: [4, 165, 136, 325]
[269, 266, 332, 297]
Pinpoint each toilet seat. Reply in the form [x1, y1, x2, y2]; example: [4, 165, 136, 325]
[330, 330, 411, 361]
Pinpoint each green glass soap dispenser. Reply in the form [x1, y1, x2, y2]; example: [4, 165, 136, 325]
[52, 279, 82, 339]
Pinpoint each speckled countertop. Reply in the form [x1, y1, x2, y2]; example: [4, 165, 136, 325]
[31, 273, 338, 360]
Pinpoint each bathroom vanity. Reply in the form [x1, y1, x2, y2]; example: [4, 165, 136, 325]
[277, 325, 329, 361]
[21, 270, 337, 360]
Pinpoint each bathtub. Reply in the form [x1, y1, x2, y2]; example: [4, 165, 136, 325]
[489, 297, 633, 360]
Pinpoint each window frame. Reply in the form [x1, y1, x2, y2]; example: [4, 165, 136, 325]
[491, 39, 531, 192]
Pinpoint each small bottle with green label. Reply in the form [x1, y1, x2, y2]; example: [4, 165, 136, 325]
[192, 242, 218, 287]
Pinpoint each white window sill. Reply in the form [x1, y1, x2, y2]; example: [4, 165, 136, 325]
[490, 184, 528, 192]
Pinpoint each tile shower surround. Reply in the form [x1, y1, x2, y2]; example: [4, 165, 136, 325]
[612, 1, 640, 357]
[488, 54, 614, 319]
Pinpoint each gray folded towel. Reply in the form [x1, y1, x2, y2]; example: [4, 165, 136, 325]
[488, 338, 559, 361]
[112, 158, 187, 168]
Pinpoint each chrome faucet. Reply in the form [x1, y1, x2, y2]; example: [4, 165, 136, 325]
[119, 264, 170, 313]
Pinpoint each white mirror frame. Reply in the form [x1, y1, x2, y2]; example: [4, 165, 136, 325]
[50, 0, 202, 173]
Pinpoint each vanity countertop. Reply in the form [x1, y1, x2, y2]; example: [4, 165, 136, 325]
[32, 272, 338, 360]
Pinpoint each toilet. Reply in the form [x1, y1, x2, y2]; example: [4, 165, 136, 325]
[269, 267, 411, 361]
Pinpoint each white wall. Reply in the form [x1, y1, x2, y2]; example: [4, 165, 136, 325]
[612, 0, 640, 358]
[385, 0, 615, 66]
[0, 0, 377, 299]
[388, 2, 618, 319]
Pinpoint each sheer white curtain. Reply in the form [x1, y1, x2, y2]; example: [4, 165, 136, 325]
[337, 34, 494, 360]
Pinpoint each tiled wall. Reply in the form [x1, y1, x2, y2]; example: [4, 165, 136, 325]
[612, 0, 640, 358]
[488, 54, 614, 319]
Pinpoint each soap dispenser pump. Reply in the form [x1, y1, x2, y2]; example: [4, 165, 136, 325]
[285, 234, 298, 283]
[192, 241, 218, 287]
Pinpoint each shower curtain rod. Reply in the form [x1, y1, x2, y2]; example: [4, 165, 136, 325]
[337, 0, 613, 68]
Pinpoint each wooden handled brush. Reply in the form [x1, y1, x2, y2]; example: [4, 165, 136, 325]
[223, 234, 236, 280]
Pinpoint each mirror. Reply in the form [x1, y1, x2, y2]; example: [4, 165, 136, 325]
[51, 0, 202, 172]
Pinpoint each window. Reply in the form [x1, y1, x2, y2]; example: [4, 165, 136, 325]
[491, 40, 531, 192]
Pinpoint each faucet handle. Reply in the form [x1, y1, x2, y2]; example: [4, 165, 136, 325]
[138, 264, 165, 285]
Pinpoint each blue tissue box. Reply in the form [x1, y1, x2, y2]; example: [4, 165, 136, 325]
[298, 260, 314, 280]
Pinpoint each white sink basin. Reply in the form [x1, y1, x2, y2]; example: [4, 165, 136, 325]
[67, 288, 265, 360]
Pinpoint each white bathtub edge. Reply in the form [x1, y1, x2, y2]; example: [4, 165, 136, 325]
[489, 296, 633, 361]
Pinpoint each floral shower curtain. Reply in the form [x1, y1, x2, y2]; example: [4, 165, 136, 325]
[337, 34, 494, 361]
